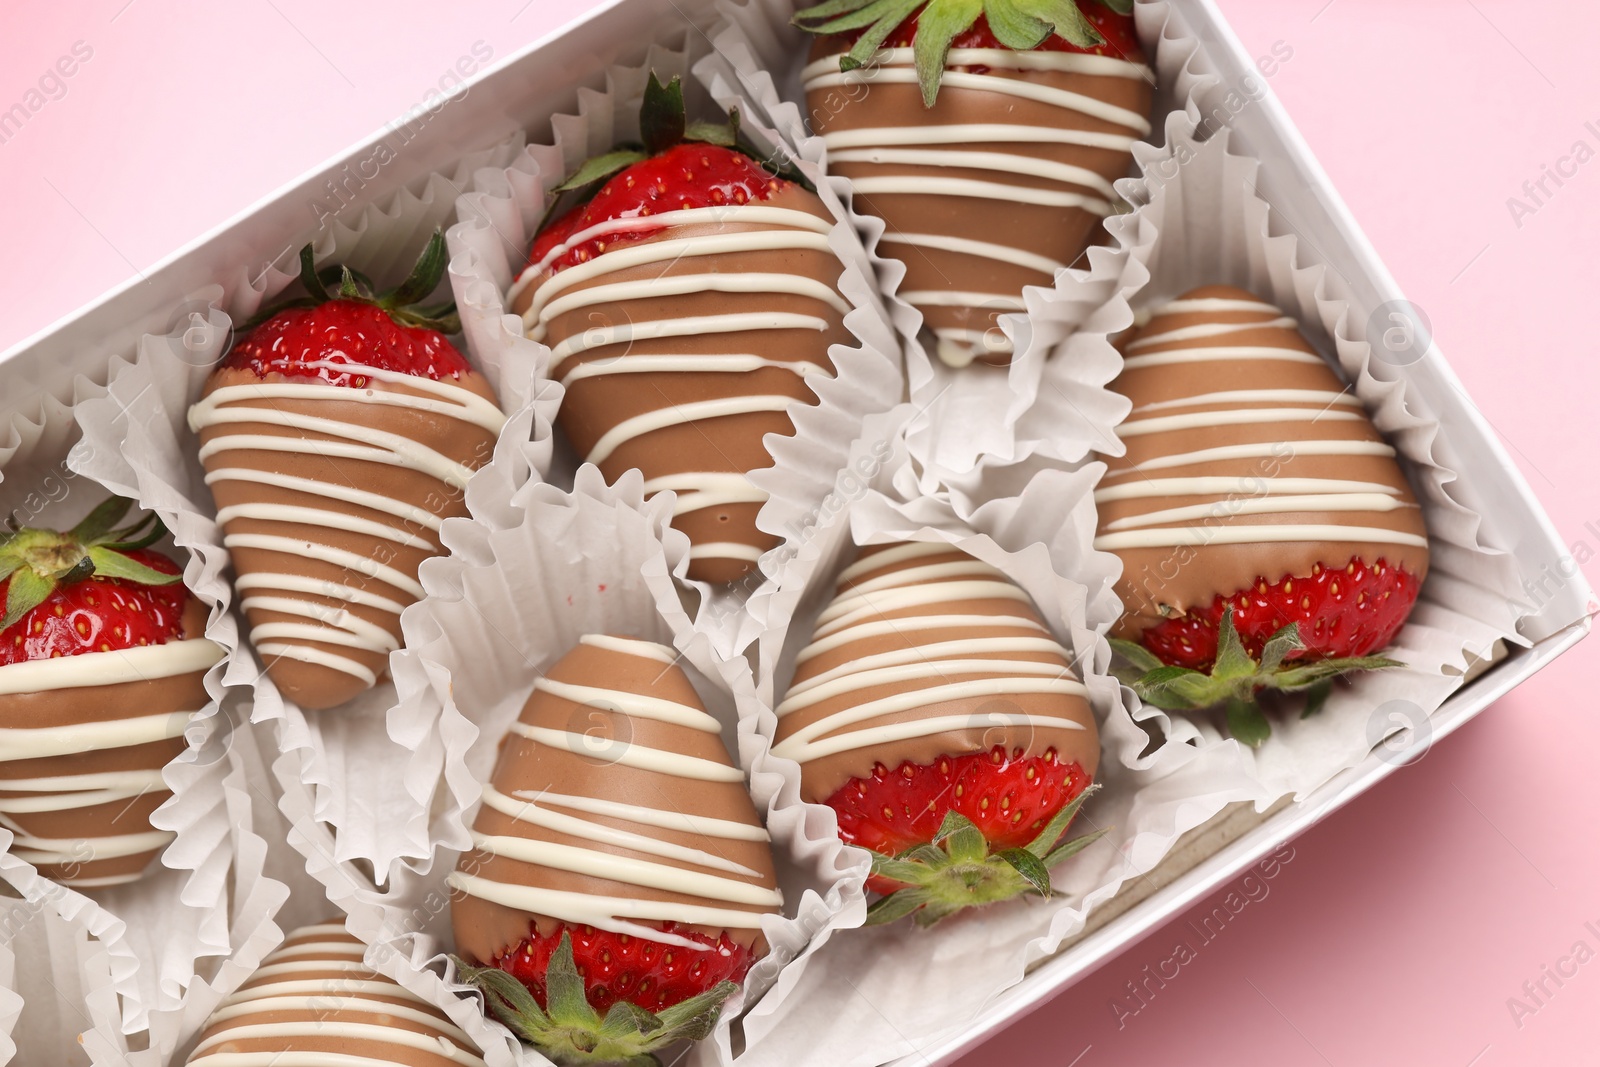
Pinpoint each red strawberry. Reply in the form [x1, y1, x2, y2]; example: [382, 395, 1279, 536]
[796, 0, 1151, 367]
[224, 301, 470, 388]
[829, 746, 1094, 898]
[1, 545, 185, 663]
[192, 234, 505, 711]
[878, 7, 1143, 62]
[773, 543, 1104, 923]
[0, 498, 187, 658]
[0, 497, 218, 888]
[530, 142, 788, 275]
[487, 922, 757, 1016]
[1098, 287, 1430, 745]
[1139, 558, 1423, 672]
[227, 232, 468, 387]
[450, 635, 780, 1062]
[512, 74, 852, 585]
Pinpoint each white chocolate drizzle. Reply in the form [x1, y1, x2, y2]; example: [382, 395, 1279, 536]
[189, 361, 506, 688]
[773, 543, 1088, 768]
[804, 46, 1151, 365]
[448, 637, 779, 950]
[1097, 296, 1425, 555]
[0, 638, 221, 885]
[514, 202, 845, 578]
[0, 636, 221, 696]
[188, 922, 484, 1067]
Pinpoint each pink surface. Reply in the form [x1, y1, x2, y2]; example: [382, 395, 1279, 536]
[1, 2, 1595, 1065]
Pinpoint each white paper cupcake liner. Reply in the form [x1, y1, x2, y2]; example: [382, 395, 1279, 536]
[0, 374, 302, 1067]
[449, 41, 907, 656]
[693, 0, 1230, 492]
[0, 6, 1543, 1065]
[249, 177, 556, 891]
[283, 448, 867, 1066]
[0, 378, 292, 1064]
[1072, 121, 1530, 798]
[730, 409, 1261, 1065]
[0, 860, 125, 1067]
[75, 175, 550, 877]
[60, 329, 337, 1062]
[58, 168, 549, 1061]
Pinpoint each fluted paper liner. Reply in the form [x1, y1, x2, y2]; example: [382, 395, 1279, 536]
[0, 380, 293, 1065]
[732, 406, 1261, 1065]
[449, 42, 905, 655]
[694, 0, 1226, 493]
[1077, 121, 1530, 798]
[0, 5, 1558, 1065]
[0, 855, 123, 1067]
[62, 152, 548, 1062]
[273, 451, 866, 1066]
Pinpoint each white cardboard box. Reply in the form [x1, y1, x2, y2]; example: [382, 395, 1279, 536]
[0, 2, 1589, 1064]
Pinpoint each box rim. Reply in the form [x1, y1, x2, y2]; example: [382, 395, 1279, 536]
[0, 1, 1588, 1063]
[894, 616, 1589, 1067]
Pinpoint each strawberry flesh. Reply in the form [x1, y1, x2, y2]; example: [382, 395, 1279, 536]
[826, 745, 1092, 895]
[223, 299, 471, 388]
[490, 920, 756, 1015]
[531, 144, 788, 275]
[879, 8, 1143, 63]
[0, 549, 189, 665]
[1140, 557, 1422, 672]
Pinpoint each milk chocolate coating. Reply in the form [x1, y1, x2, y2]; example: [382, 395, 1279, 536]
[451, 637, 780, 966]
[0, 597, 209, 888]
[1099, 285, 1431, 639]
[186, 920, 481, 1066]
[774, 543, 1099, 801]
[516, 184, 852, 585]
[806, 37, 1153, 367]
[196, 367, 501, 710]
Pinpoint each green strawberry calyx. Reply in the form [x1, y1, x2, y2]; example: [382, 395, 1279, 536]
[0, 497, 180, 632]
[246, 229, 460, 334]
[1109, 608, 1404, 748]
[454, 932, 738, 1066]
[550, 73, 806, 201]
[792, 0, 1135, 107]
[863, 784, 1105, 926]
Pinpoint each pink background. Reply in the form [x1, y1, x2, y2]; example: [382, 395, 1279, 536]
[2, 1, 1595, 1064]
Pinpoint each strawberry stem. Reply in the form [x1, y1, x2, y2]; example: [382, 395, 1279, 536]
[246, 231, 459, 335]
[792, 0, 1125, 104]
[454, 932, 739, 1065]
[543, 74, 811, 226]
[862, 784, 1105, 925]
[0, 498, 180, 631]
[640, 71, 687, 157]
[1110, 609, 1405, 747]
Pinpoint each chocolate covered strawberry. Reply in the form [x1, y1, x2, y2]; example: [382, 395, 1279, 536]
[0, 497, 222, 887]
[190, 234, 507, 711]
[509, 74, 853, 585]
[1097, 287, 1430, 745]
[187, 920, 481, 1067]
[772, 542, 1103, 923]
[796, 0, 1152, 367]
[451, 634, 781, 1063]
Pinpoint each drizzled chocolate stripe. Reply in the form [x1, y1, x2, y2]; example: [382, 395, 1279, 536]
[191, 361, 505, 710]
[774, 542, 1099, 801]
[805, 45, 1153, 368]
[0, 599, 221, 888]
[1098, 286, 1430, 638]
[186, 921, 484, 1067]
[450, 635, 781, 966]
[511, 187, 853, 584]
